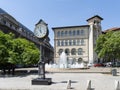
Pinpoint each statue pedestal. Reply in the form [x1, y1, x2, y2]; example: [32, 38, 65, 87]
[32, 78, 52, 85]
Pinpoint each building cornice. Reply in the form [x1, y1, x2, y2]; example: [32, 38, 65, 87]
[52, 25, 89, 30]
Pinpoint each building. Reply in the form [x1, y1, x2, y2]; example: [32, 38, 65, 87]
[0, 8, 54, 63]
[52, 15, 103, 64]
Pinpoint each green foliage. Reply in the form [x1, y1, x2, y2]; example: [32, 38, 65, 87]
[0, 31, 13, 64]
[0, 30, 40, 66]
[95, 31, 120, 61]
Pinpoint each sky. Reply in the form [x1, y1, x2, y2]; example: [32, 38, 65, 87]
[0, 0, 120, 46]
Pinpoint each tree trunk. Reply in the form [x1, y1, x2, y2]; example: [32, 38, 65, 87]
[3, 69, 6, 75]
[12, 67, 15, 75]
[8, 69, 11, 74]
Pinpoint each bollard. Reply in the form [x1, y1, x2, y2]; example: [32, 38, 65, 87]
[115, 80, 120, 90]
[67, 80, 71, 89]
[112, 69, 117, 76]
[87, 80, 91, 90]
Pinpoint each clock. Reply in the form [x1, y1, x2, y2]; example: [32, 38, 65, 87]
[34, 24, 48, 38]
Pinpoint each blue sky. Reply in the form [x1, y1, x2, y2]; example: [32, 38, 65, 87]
[0, 0, 120, 46]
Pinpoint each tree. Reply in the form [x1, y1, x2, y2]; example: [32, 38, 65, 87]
[0, 31, 14, 64]
[9, 38, 40, 66]
[0, 31, 40, 74]
[0, 31, 15, 74]
[95, 31, 120, 62]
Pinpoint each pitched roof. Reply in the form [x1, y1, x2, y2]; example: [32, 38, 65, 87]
[104, 27, 120, 32]
[35, 19, 48, 26]
[86, 15, 103, 21]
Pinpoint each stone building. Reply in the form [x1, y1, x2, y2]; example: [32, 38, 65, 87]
[52, 15, 103, 64]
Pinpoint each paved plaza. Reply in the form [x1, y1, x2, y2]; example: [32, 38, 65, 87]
[0, 68, 120, 90]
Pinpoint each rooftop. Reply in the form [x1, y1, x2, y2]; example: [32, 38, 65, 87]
[104, 27, 120, 32]
[86, 15, 103, 21]
[0, 8, 8, 14]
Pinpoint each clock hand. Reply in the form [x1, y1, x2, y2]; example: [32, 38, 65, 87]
[39, 29, 42, 33]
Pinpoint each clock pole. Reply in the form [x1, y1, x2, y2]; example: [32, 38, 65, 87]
[38, 42, 45, 79]
[32, 19, 52, 85]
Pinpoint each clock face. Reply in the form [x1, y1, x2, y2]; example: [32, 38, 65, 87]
[34, 25, 47, 38]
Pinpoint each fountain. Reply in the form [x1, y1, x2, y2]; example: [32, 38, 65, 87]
[45, 51, 87, 69]
[59, 51, 68, 68]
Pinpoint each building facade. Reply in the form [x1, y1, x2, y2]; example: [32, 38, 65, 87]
[52, 15, 103, 64]
[0, 8, 54, 63]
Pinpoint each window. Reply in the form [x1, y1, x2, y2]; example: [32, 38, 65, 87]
[71, 48, 76, 55]
[69, 31, 72, 36]
[61, 40, 64, 46]
[78, 58, 83, 64]
[10, 24, 12, 27]
[65, 40, 68, 46]
[3, 20, 6, 24]
[73, 30, 76, 36]
[77, 30, 80, 35]
[65, 48, 70, 55]
[77, 39, 79, 45]
[65, 31, 68, 36]
[58, 49, 63, 55]
[57, 31, 60, 37]
[78, 48, 83, 55]
[69, 40, 72, 46]
[81, 39, 84, 45]
[57, 40, 60, 46]
[73, 39, 76, 45]
[61, 31, 64, 36]
[77, 39, 81, 45]
[81, 30, 84, 35]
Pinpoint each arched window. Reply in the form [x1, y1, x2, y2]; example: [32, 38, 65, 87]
[78, 58, 83, 64]
[57, 31, 60, 37]
[65, 48, 70, 55]
[71, 48, 76, 55]
[58, 49, 63, 55]
[78, 48, 83, 55]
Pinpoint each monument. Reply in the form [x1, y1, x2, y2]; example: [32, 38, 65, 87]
[31, 19, 52, 85]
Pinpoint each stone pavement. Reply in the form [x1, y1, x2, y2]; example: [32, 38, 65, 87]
[0, 67, 120, 90]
